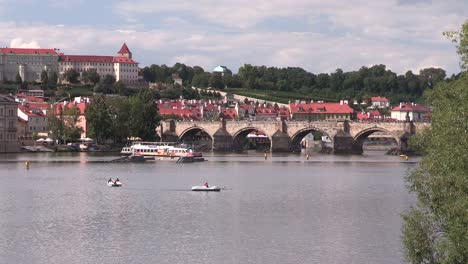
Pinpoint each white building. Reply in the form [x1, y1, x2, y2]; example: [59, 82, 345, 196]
[58, 43, 139, 84]
[370, 96, 390, 108]
[391, 102, 431, 121]
[0, 48, 59, 82]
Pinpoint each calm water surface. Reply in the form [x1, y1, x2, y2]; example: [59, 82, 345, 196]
[0, 151, 416, 264]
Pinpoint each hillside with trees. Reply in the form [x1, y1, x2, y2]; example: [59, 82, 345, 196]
[141, 62, 449, 105]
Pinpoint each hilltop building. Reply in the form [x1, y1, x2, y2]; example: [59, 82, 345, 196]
[59, 43, 139, 84]
[0, 48, 59, 82]
[0, 43, 138, 84]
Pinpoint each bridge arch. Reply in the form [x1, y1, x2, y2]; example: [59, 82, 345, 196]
[353, 127, 399, 154]
[232, 127, 271, 151]
[179, 126, 213, 151]
[290, 127, 334, 152]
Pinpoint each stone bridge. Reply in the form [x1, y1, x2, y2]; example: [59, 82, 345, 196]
[157, 119, 430, 154]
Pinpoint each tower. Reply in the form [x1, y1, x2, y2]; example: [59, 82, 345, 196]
[117, 43, 132, 59]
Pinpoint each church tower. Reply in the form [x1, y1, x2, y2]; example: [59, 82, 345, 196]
[117, 43, 132, 59]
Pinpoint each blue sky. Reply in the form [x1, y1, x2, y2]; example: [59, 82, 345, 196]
[0, 0, 467, 75]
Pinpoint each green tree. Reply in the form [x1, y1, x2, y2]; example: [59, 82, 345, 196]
[49, 72, 58, 88]
[63, 105, 84, 142]
[108, 97, 131, 143]
[15, 72, 22, 84]
[47, 106, 64, 143]
[113, 81, 127, 95]
[401, 73, 468, 264]
[209, 75, 225, 90]
[102, 74, 116, 85]
[82, 69, 100, 84]
[128, 89, 161, 140]
[63, 68, 80, 83]
[444, 20, 468, 71]
[40, 70, 48, 89]
[85, 96, 113, 144]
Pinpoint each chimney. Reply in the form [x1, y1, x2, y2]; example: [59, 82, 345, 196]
[400, 102, 403, 108]
[340, 100, 343, 105]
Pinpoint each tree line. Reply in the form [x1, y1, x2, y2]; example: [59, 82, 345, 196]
[141, 63, 450, 105]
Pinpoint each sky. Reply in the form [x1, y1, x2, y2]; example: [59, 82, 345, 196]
[0, 0, 467, 75]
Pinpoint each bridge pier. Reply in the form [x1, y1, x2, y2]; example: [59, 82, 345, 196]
[333, 130, 356, 154]
[212, 128, 233, 151]
[270, 130, 291, 152]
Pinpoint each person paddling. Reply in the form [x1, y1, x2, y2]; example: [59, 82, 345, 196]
[204, 182, 209, 188]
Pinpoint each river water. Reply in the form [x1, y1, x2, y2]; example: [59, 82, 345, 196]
[0, 151, 416, 264]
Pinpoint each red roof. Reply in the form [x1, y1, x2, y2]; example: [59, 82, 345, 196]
[113, 56, 138, 64]
[391, 103, 430, 112]
[59, 55, 138, 64]
[159, 107, 202, 121]
[289, 102, 354, 114]
[0, 48, 58, 55]
[255, 106, 277, 115]
[15, 94, 45, 103]
[118, 43, 131, 54]
[371, 96, 389, 102]
[60, 55, 114, 63]
[54, 102, 86, 115]
[222, 108, 237, 120]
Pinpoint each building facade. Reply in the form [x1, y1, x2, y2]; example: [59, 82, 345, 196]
[0, 95, 20, 152]
[391, 103, 430, 121]
[289, 101, 355, 121]
[59, 43, 139, 84]
[0, 48, 59, 82]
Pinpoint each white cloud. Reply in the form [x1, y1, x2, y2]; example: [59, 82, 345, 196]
[0, 20, 462, 75]
[10, 38, 41, 48]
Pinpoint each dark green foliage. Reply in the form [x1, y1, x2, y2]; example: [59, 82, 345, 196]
[208, 75, 224, 90]
[85, 90, 161, 143]
[15, 72, 22, 84]
[139, 59, 447, 102]
[444, 21, 468, 71]
[82, 69, 100, 84]
[102, 74, 116, 85]
[85, 96, 113, 144]
[48, 72, 58, 88]
[402, 73, 468, 264]
[47, 104, 83, 143]
[40, 70, 48, 89]
[63, 68, 80, 83]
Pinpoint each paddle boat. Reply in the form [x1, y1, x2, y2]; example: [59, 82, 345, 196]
[107, 179, 122, 187]
[191, 183, 220, 192]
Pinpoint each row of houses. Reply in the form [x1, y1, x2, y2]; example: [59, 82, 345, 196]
[0, 43, 138, 84]
[157, 98, 430, 122]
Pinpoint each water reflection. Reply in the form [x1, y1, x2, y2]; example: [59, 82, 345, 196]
[0, 151, 415, 264]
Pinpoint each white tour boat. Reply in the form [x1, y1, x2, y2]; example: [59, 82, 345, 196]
[121, 142, 202, 158]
